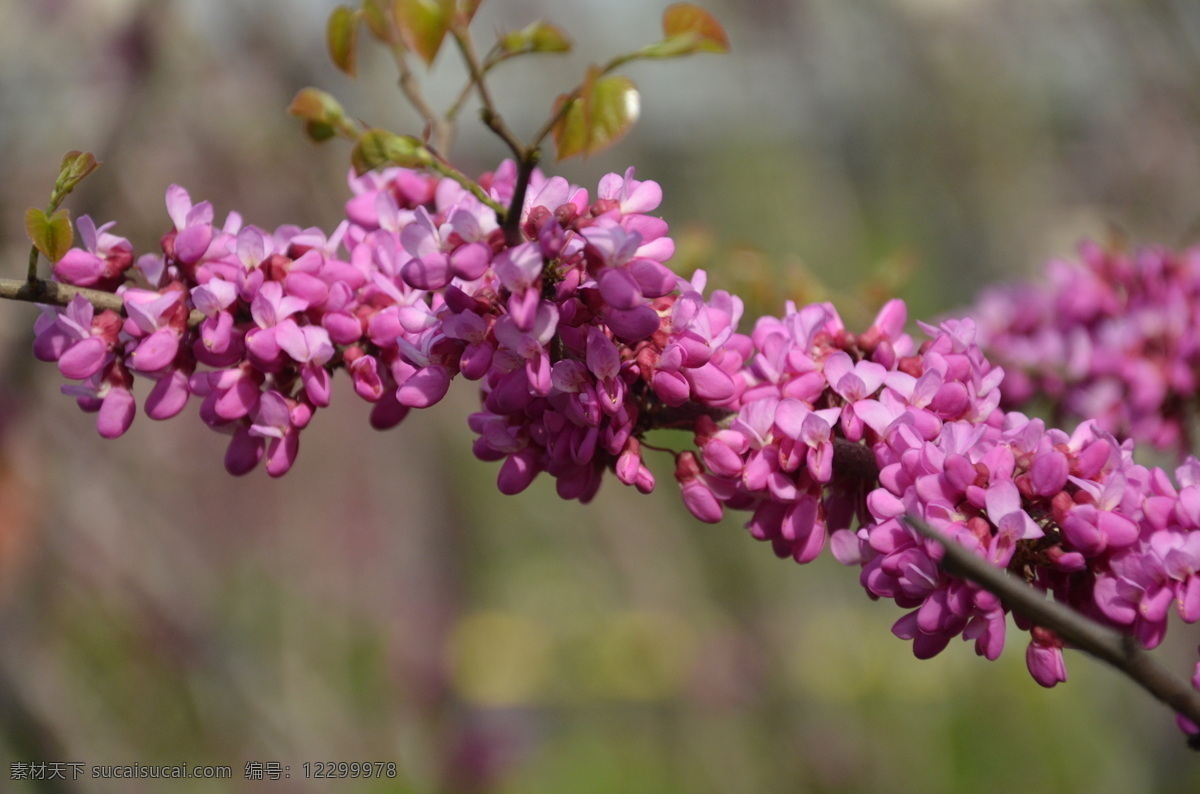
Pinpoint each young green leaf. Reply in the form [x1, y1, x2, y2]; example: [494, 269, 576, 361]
[584, 74, 640, 157]
[500, 20, 571, 56]
[327, 6, 362, 77]
[56, 151, 101, 195]
[551, 94, 588, 161]
[25, 207, 74, 263]
[288, 87, 347, 123]
[362, 0, 399, 43]
[288, 88, 355, 141]
[304, 121, 338, 142]
[392, 0, 451, 66]
[552, 68, 640, 160]
[351, 128, 432, 174]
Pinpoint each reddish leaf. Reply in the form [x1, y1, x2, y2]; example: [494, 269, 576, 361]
[327, 6, 361, 77]
[25, 208, 73, 263]
[662, 3, 729, 53]
[392, 0, 451, 66]
[287, 87, 345, 123]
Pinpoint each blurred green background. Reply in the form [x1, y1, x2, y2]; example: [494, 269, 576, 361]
[2, 0, 1200, 791]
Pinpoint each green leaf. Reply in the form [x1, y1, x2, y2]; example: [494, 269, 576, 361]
[288, 87, 346, 123]
[351, 128, 432, 174]
[327, 6, 361, 77]
[661, 3, 729, 52]
[305, 121, 338, 142]
[500, 20, 571, 56]
[362, 0, 399, 43]
[288, 88, 353, 141]
[56, 151, 100, 196]
[392, 0, 451, 66]
[585, 74, 640, 157]
[552, 69, 640, 160]
[25, 207, 73, 263]
[551, 94, 588, 161]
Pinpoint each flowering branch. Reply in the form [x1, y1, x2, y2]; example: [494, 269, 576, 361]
[906, 514, 1200, 737]
[11, 1, 1200, 748]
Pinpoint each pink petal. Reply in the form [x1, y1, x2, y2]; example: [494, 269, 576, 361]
[97, 388, 136, 439]
[449, 242, 491, 280]
[129, 327, 180, 372]
[598, 268, 643, 310]
[175, 223, 213, 264]
[265, 432, 300, 477]
[628, 259, 676, 299]
[498, 448, 541, 495]
[604, 305, 660, 341]
[145, 370, 191, 420]
[683, 362, 735, 402]
[401, 253, 452, 290]
[58, 337, 109, 379]
[397, 365, 451, 408]
[53, 249, 104, 286]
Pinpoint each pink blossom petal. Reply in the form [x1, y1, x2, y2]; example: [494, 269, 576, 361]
[53, 249, 105, 286]
[129, 327, 180, 372]
[397, 365, 451, 408]
[604, 305, 660, 341]
[58, 337, 108, 379]
[145, 370, 191, 420]
[598, 268, 643, 310]
[498, 449, 541, 495]
[175, 223, 213, 264]
[449, 242, 491, 280]
[401, 253, 452, 290]
[97, 388, 135, 439]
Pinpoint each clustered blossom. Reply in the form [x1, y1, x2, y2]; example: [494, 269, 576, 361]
[28, 162, 1200, 734]
[973, 240, 1200, 454]
[677, 293, 1200, 695]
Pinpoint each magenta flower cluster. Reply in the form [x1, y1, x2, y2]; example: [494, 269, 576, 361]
[29, 162, 1200, 732]
[974, 241, 1200, 454]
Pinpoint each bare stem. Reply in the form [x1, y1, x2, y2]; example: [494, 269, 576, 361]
[450, 29, 525, 162]
[0, 277, 204, 326]
[905, 514, 1200, 742]
[424, 157, 507, 217]
[391, 44, 454, 155]
[26, 247, 39, 285]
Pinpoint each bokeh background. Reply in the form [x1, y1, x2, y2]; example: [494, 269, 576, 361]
[3, 0, 1200, 791]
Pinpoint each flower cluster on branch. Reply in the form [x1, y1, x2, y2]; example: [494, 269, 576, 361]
[974, 240, 1200, 454]
[24, 163, 1200, 737]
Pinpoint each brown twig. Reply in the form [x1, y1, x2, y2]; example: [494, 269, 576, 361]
[0, 277, 205, 326]
[905, 513, 1200, 742]
[390, 44, 453, 155]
